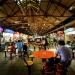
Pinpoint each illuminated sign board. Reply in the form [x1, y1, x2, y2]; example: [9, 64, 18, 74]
[4, 29, 14, 34]
[64, 28, 75, 33]
[57, 31, 63, 34]
[0, 27, 3, 32]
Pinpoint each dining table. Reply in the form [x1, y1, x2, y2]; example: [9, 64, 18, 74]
[33, 50, 56, 73]
[65, 45, 75, 58]
[33, 50, 55, 59]
[33, 50, 61, 73]
[65, 45, 75, 51]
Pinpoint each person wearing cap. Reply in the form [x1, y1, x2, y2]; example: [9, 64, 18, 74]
[56, 40, 72, 66]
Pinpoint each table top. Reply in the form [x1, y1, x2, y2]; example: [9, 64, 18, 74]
[70, 46, 75, 48]
[65, 45, 75, 49]
[33, 50, 55, 59]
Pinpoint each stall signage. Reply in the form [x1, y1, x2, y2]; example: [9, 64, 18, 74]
[64, 28, 73, 33]
[73, 28, 75, 31]
[15, 32, 19, 34]
[0, 27, 3, 32]
[57, 31, 63, 34]
[4, 29, 14, 34]
[64, 28, 75, 33]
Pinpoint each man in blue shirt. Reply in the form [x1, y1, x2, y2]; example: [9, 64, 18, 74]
[17, 40, 23, 57]
[56, 40, 72, 66]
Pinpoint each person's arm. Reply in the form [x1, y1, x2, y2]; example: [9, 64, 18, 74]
[55, 47, 60, 57]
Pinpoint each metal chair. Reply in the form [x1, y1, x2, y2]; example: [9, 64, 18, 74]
[56, 60, 72, 75]
[29, 54, 35, 61]
[23, 57, 34, 75]
[42, 57, 56, 75]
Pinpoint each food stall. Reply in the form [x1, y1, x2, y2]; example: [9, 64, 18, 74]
[0, 27, 4, 51]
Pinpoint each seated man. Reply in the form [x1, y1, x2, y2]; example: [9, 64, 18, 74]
[10, 43, 15, 53]
[55, 40, 72, 75]
[56, 40, 72, 67]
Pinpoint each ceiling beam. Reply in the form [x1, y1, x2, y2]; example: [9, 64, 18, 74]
[0, 15, 74, 18]
[50, 0, 75, 14]
[0, 0, 7, 6]
[44, 0, 51, 17]
[50, 20, 75, 33]
[42, 13, 75, 35]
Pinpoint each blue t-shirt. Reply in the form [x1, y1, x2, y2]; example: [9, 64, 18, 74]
[17, 42, 23, 51]
[56, 46, 72, 62]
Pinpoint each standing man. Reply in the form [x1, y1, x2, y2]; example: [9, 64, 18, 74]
[44, 36, 50, 50]
[17, 40, 23, 57]
[23, 43, 29, 58]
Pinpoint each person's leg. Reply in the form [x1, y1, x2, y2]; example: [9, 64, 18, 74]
[18, 50, 21, 57]
[26, 52, 29, 58]
[59, 61, 68, 75]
